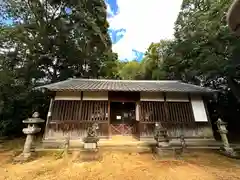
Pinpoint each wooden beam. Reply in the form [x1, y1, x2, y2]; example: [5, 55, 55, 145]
[136, 101, 141, 139]
[49, 91, 56, 99]
[163, 92, 169, 122]
[108, 100, 111, 139]
[78, 100, 82, 121]
[43, 98, 54, 140]
[81, 91, 83, 101]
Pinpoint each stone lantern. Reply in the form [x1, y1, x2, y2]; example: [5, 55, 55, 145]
[154, 123, 170, 147]
[14, 112, 45, 162]
[215, 118, 238, 158]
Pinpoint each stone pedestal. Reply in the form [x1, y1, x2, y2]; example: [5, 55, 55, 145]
[84, 142, 97, 149]
[79, 150, 102, 162]
[154, 147, 175, 159]
[157, 142, 170, 147]
[79, 123, 101, 161]
[81, 139, 100, 161]
[14, 112, 45, 163]
[83, 137, 99, 151]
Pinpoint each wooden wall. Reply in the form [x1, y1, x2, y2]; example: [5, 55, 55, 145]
[55, 91, 81, 100]
[138, 92, 213, 139]
[140, 92, 164, 101]
[109, 91, 140, 102]
[44, 91, 213, 140]
[45, 100, 109, 139]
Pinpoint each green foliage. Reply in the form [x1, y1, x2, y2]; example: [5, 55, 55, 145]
[141, 0, 238, 90]
[140, 0, 240, 129]
[116, 40, 171, 80]
[1, 0, 116, 81]
[170, 0, 234, 84]
[141, 40, 172, 80]
[0, 0, 115, 136]
[118, 61, 142, 80]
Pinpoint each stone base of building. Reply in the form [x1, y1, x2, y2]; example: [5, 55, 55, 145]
[42, 137, 219, 149]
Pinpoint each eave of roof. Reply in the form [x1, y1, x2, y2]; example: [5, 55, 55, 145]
[36, 78, 218, 94]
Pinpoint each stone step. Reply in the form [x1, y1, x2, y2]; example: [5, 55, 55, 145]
[41, 139, 240, 150]
[41, 140, 66, 149]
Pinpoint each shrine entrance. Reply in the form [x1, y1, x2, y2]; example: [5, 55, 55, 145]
[110, 102, 136, 136]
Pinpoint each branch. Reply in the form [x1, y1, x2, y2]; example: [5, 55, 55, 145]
[27, 0, 41, 27]
[50, 2, 66, 23]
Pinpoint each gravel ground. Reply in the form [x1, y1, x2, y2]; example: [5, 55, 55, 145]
[0, 150, 240, 180]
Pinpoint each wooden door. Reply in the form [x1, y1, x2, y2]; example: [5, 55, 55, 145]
[110, 102, 135, 135]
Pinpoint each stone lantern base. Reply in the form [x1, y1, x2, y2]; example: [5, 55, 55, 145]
[83, 135, 99, 151]
[78, 137, 102, 162]
[157, 141, 170, 148]
[13, 151, 38, 163]
[154, 147, 174, 158]
[219, 146, 240, 159]
[84, 142, 97, 150]
[79, 150, 102, 162]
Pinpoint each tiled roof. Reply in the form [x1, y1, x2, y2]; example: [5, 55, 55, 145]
[37, 78, 216, 93]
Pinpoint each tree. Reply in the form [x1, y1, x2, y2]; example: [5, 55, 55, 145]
[117, 60, 142, 80]
[0, 0, 115, 136]
[154, 0, 238, 88]
[140, 40, 172, 80]
[1, 0, 115, 82]
[141, 0, 240, 139]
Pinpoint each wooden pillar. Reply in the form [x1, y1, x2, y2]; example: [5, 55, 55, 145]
[136, 101, 140, 121]
[43, 97, 54, 140]
[81, 91, 83, 101]
[78, 101, 83, 122]
[163, 92, 169, 121]
[136, 101, 140, 139]
[108, 100, 111, 139]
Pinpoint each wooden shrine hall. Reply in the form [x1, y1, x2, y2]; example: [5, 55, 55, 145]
[38, 78, 216, 141]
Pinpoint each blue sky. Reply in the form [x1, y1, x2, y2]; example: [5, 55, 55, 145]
[1, 0, 182, 61]
[106, 0, 182, 61]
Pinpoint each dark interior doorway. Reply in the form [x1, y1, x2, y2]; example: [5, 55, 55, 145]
[110, 102, 136, 135]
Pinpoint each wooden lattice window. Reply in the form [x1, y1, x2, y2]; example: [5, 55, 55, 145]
[51, 100, 82, 121]
[139, 101, 195, 123]
[140, 101, 166, 122]
[51, 100, 108, 122]
[167, 102, 194, 123]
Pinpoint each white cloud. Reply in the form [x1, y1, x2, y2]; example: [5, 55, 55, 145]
[106, 3, 115, 17]
[107, 0, 182, 60]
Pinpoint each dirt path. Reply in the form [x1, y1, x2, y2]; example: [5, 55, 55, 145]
[0, 150, 240, 180]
